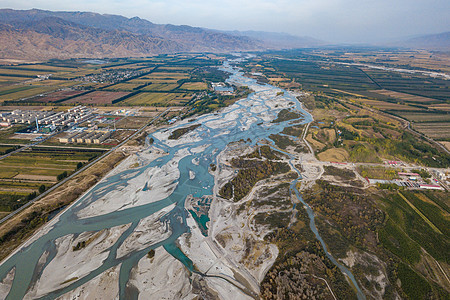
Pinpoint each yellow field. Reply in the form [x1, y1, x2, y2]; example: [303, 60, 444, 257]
[439, 141, 450, 151]
[324, 128, 336, 143]
[107, 83, 143, 91]
[0, 76, 33, 82]
[141, 83, 179, 91]
[317, 148, 349, 162]
[332, 89, 367, 97]
[11, 65, 76, 72]
[127, 78, 154, 85]
[30, 80, 79, 88]
[0, 86, 56, 102]
[306, 133, 326, 150]
[180, 82, 208, 90]
[0, 68, 49, 76]
[345, 117, 372, 124]
[142, 72, 189, 82]
[56, 69, 102, 79]
[268, 77, 289, 82]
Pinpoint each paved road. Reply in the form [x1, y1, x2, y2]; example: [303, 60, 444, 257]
[0, 108, 171, 225]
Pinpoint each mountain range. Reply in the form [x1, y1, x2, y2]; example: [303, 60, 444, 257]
[396, 31, 450, 51]
[0, 9, 448, 60]
[0, 9, 320, 60]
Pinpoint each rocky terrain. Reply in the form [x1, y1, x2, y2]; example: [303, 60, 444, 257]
[0, 9, 262, 60]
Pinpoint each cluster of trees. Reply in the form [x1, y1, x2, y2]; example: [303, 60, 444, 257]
[261, 225, 357, 300]
[336, 126, 359, 141]
[57, 171, 68, 181]
[304, 180, 384, 251]
[168, 124, 201, 140]
[0, 146, 19, 156]
[271, 109, 303, 123]
[220, 158, 290, 201]
[72, 240, 87, 251]
[245, 145, 284, 160]
[269, 134, 296, 150]
[190, 67, 230, 82]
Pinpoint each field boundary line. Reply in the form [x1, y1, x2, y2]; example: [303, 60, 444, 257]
[397, 191, 442, 234]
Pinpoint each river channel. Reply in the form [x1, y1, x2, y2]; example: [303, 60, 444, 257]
[0, 57, 364, 299]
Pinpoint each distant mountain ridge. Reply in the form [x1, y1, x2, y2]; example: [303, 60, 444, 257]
[394, 31, 450, 51]
[223, 30, 324, 49]
[0, 9, 263, 60]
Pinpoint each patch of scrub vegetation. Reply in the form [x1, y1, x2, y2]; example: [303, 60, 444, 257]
[261, 209, 357, 300]
[251, 182, 291, 209]
[220, 158, 290, 201]
[323, 166, 356, 181]
[254, 211, 291, 229]
[281, 125, 304, 137]
[268, 134, 296, 150]
[245, 145, 286, 160]
[396, 263, 433, 299]
[271, 109, 303, 123]
[378, 219, 421, 264]
[304, 180, 384, 254]
[357, 166, 399, 179]
[168, 124, 201, 140]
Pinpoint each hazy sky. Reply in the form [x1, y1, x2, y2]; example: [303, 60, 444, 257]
[1, 0, 449, 43]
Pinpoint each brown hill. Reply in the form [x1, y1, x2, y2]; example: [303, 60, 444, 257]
[0, 9, 262, 60]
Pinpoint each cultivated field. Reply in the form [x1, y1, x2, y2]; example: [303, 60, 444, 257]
[0, 147, 104, 213]
[0, 86, 56, 102]
[396, 112, 450, 123]
[413, 122, 450, 139]
[370, 89, 438, 103]
[29, 90, 84, 103]
[179, 82, 208, 90]
[106, 83, 143, 91]
[140, 83, 180, 91]
[64, 91, 130, 105]
[120, 92, 189, 106]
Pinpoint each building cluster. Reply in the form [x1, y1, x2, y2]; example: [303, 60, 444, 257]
[80, 69, 143, 84]
[0, 106, 94, 134]
[0, 110, 53, 126]
[367, 171, 444, 190]
[0, 106, 92, 128]
[59, 129, 111, 144]
[37, 106, 92, 128]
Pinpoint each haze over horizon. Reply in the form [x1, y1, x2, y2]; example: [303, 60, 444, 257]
[1, 0, 449, 44]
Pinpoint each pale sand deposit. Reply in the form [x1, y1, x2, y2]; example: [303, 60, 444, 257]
[127, 247, 195, 300]
[116, 204, 175, 259]
[24, 224, 130, 299]
[0, 267, 14, 297]
[57, 265, 121, 300]
[77, 148, 189, 219]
